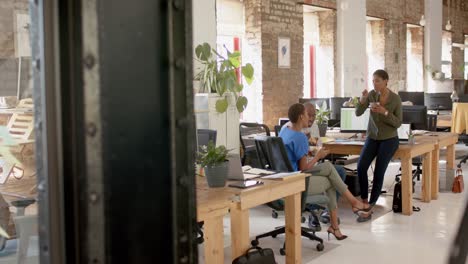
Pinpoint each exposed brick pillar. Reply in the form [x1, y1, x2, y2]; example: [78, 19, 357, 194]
[245, 0, 304, 129]
[384, 21, 407, 93]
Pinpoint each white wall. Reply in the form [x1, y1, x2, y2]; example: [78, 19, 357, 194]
[424, 0, 443, 93]
[337, 0, 367, 97]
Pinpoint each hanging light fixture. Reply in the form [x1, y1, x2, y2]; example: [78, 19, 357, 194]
[445, 20, 452, 30]
[445, 0, 452, 30]
[419, 15, 426, 26]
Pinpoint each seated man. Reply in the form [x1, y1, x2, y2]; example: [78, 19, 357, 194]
[279, 103, 371, 239]
[281, 103, 347, 223]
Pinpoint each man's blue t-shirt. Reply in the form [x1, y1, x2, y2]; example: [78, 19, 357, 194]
[279, 127, 309, 171]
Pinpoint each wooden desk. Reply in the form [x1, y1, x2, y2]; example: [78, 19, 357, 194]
[323, 141, 434, 215]
[196, 179, 234, 264]
[415, 132, 458, 200]
[197, 174, 306, 264]
[437, 115, 452, 128]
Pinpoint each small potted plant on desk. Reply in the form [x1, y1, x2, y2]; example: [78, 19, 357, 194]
[197, 141, 230, 188]
[316, 102, 331, 137]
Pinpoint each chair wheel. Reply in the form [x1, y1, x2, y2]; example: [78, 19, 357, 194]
[251, 240, 259, 246]
[279, 248, 286, 256]
[316, 243, 324, 251]
[271, 234, 277, 238]
[301, 216, 306, 223]
[272, 211, 278, 218]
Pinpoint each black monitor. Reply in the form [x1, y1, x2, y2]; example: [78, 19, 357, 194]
[197, 129, 217, 150]
[402, 105, 427, 130]
[398, 91, 424, 105]
[329, 97, 351, 120]
[424, 93, 452, 110]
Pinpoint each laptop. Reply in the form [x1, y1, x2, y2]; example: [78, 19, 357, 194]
[397, 123, 411, 142]
[227, 154, 262, 180]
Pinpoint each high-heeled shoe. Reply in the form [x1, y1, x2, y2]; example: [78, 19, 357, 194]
[352, 205, 372, 216]
[327, 226, 348, 241]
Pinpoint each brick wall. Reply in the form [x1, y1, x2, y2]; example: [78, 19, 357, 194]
[245, 0, 304, 128]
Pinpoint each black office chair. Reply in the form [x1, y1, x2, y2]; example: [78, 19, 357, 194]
[197, 129, 217, 151]
[196, 129, 217, 244]
[239, 122, 270, 167]
[252, 136, 325, 254]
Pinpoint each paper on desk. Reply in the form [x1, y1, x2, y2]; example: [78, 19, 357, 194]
[261, 171, 300, 180]
[0, 225, 10, 239]
[243, 167, 276, 175]
[319, 137, 335, 143]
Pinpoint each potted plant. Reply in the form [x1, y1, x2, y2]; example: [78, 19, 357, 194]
[316, 102, 330, 137]
[197, 141, 230, 188]
[195, 42, 254, 113]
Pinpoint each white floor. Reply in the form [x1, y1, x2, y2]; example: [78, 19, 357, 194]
[199, 143, 468, 264]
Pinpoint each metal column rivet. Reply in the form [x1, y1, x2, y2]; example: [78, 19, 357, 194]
[175, 58, 185, 69]
[89, 192, 99, 203]
[87, 123, 97, 137]
[84, 54, 96, 69]
[179, 235, 188, 243]
[180, 256, 188, 263]
[173, 0, 183, 10]
[33, 59, 40, 71]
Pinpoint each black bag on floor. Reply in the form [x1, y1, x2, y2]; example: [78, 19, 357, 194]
[392, 182, 402, 213]
[393, 181, 421, 213]
[232, 246, 276, 264]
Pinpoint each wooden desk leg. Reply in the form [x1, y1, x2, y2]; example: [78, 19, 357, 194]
[284, 192, 301, 264]
[401, 158, 413, 216]
[431, 148, 440, 200]
[230, 207, 249, 261]
[422, 152, 432, 203]
[204, 216, 224, 264]
[447, 144, 456, 171]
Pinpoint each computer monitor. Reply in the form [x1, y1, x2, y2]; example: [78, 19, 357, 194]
[424, 93, 452, 110]
[197, 129, 217, 151]
[329, 97, 351, 120]
[340, 108, 370, 133]
[278, 118, 289, 127]
[398, 91, 424, 106]
[397, 124, 411, 140]
[402, 105, 427, 130]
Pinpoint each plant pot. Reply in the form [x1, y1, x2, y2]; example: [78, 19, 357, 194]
[318, 123, 327, 137]
[204, 162, 228, 188]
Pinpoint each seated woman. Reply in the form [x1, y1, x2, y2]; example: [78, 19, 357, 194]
[279, 103, 371, 240]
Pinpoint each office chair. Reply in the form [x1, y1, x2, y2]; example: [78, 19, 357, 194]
[239, 122, 270, 167]
[195, 129, 217, 244]
[252, 136, 326, 254]
[197, 129, 217, 151]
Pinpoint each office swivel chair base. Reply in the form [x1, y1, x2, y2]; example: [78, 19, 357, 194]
[251, 225, 324, 255]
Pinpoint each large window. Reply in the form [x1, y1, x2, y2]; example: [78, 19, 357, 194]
[303, 6, 335, 99]
[465, 35, 468, 80]
[366, 17, 385, 90]
[0, 2, 37, 263]
[442, 30, 452, 79]
[406, 24, 424, 91]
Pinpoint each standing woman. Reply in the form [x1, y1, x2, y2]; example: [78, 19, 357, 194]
[355, 69, 402, 221]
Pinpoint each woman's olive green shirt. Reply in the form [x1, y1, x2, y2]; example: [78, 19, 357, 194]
[355, 89, 402, 140]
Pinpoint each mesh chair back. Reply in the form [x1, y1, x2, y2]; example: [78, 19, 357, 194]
[240, 123, 270, 166]
[254, 136, 308, 211]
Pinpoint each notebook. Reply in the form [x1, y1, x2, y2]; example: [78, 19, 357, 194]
[397, 123, 411, 142]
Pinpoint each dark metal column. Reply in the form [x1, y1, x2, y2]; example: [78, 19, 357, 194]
[31, 0, 196, 263]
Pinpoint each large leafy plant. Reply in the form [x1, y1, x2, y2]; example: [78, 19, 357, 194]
[195, 43, 254, 113]
[197, 141, 230, 168]
[316, 102, 331, 125]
